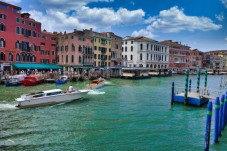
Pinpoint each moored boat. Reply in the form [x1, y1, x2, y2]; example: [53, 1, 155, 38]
[87, 78, 105, 89]
[22, 75, 44, 86]
[121, 68, 151, 79]
[5, 75, 25, 87]
[55, 75, 68, 84]
[16, 89, 90, 108]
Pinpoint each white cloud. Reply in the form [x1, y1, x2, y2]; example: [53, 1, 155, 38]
[215, 13, 224, 21]
[132, 6, 222, 38]
[132, 29, 156, 38]
[225, 37, 227, 41]
[2, 0, 21, 4]
[38, 0, 114, 11]
[28, 7, 145, 32]
[221, 0, 227, 8]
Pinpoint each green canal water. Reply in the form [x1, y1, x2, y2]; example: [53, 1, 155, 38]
[0, 75, 227, 151]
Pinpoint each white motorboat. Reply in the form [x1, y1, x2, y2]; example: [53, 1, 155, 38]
[16, 89, 90, 108]
[87, 78, 105, 89]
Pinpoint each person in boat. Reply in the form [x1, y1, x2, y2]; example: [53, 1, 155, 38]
[68, 85, 75, 93]
[98, 77, 104, 81]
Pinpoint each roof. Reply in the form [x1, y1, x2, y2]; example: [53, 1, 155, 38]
[123, 36, 158, 43]
[0, 1, 21, 10]
[13, 63, 62, 69]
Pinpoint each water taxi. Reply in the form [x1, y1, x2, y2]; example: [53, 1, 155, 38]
[87, 78, 105, 89]
[16, 89, 90, 108]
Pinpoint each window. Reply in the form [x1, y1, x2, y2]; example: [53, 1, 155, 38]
[147, 44, 149, 50]
[140, 44, 143, 50]
[66, 55, 68, 63]
[8, 53, 13, 61]
[15, 40, 20, 49]
[79, 56, 82, 63]
[140, 54, 142, 60]
[72, 44, 75, 51]
[71, 55, 74, 63]
[16, 53, 20, 61]
[131, 41, 133, 44]
[131, 55, 133, 60]
[131, 46, 133, 52]
[16, 18, 20, 23]
[32, 31, 36, 37]
[79, 45, 82, 52]
[0, 38, 5, 47]
[125, 46, 127, 52]
[0, 14, 6, 19]
[52, 51, 55, 55]
[32, 23, 35, 27]
[21, 20, 25, 24]
[0, 23, 6, 31]
[0, 52, 5, 61]
[147, 54, 149, 60]
[16, 27, 20, 34]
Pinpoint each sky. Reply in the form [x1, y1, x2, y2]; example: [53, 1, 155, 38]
[2, 0, 227, 51]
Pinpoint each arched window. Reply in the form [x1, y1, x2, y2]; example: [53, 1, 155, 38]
[140, 54, 142, 60]
[125, 55, 127, 60]
[62, 55, 64, 63]
[0, 52, 5, 61]
[29, 55, 33, 62]
[139, 64, 143, 67]
[16, 27, 20, 34]
[15, 40, 20, 49]
[16, 53, 20, 61]
[146, 64, 149, 67]
[150, 64, 153, 68]
[154, 64, 157, 68]
[0, 23, 6, 31]
[72, 43, 75, 51]
[66, 55, 68, 63]
[0, 38, 5, 47]
[79, 45, 82, 52]
[32, 55, 36, 62]
[21, 54, 24, 61]
[125, 46, 127, 52]
[131, 46, 133, 52]
[71, 55, 74, 63]
[130, 55, 133, 60]
[8, 53, 13, 61]
[140, 44, 143, 50]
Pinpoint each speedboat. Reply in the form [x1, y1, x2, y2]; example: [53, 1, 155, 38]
[22, 75, 44, 86]
[16, 89, 90, 108]
[87, 78, 105, 89]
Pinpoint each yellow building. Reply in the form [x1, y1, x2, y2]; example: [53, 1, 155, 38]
[84, 29, 112, 67]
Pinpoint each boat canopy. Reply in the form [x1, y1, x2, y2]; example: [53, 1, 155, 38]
[13, 63, 62, 69]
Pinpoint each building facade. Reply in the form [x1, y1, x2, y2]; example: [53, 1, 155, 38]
[56, 30, 93, 71]
[122, 36, 169, 69]
[101, 32, 122, 66]
[189, 49, 203, 70]
[161, 40, 190, 72]
[0, 1, 56, 71]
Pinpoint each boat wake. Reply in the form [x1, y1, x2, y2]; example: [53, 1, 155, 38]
[0, 103, 17, 110]
[88, 90, 105, 95]
[104, 81, 113, 85]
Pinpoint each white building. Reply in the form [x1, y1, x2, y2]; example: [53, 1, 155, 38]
[122, 36, 169, 69]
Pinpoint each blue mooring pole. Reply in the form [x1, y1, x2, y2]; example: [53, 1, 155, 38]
[214, 97, 220, 143]
[219, 95, 224, 135]
[189, 79, 191, 92]
[224, 92, 227, 128]
[204, 101, 212, 151]
[171, 82, 174, 105]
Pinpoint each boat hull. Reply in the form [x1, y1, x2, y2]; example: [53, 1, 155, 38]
[55, 79, 68, 84]
[16, 90, 89, 108]
[88, 81, 105, 89]
[5, 81, 21, 87]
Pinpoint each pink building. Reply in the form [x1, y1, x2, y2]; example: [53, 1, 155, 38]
[162, 40, 190, 73]
[56, 30, 93, 71]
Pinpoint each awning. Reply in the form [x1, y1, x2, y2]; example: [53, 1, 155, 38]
[13, 63, 62, 69]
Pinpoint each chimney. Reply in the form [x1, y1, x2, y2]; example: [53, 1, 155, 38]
[90, 28, 93, 31]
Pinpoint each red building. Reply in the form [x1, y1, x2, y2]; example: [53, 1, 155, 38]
[0, 1, 56, 72]
[162, 40, 190, 73]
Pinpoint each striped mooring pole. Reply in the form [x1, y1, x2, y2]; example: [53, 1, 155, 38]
[184, 69, 189, 105]
[204, 101, 212, 151]
[189, 79, 191, 92]
[196, 69, 201, 93]
[224, 92, 227, 127]
[204, 70, 207, 94]
[220, 95, 224, 133]
[214, 97, 220, 143]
